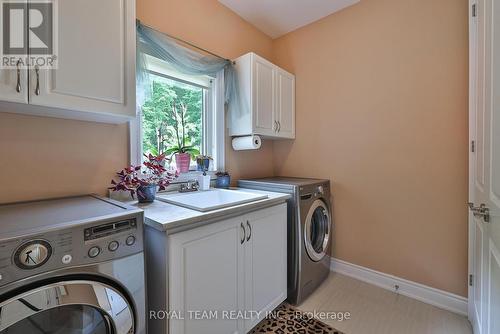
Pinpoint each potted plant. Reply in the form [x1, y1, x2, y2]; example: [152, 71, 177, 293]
[164, 102, 200, 173]
[109, 153, 178, 203]
[215, 171, 231, 189]
[196, 155, 212, 172]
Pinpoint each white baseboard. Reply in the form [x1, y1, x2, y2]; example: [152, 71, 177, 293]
[330, 258, 468, 316]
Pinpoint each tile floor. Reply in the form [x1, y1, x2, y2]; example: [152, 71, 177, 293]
[296, 273, 472, 334]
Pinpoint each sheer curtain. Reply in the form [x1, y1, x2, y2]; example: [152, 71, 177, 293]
[136, 21, 239, 112]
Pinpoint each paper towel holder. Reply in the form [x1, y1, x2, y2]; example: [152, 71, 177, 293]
[231, 134, 262, 151]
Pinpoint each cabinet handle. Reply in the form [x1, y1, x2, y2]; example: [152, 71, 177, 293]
[274, 120, 278, 132]
[246, 221, 251, 241]
[277, 121, 281, 132]
[240, 222, 246, 244]
[35, 66, 40, 96]
[16, 59, 21, 93]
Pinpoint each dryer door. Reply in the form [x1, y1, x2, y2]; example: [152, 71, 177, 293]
[0, 280, 134, 334]
[304, 199, 331, 262]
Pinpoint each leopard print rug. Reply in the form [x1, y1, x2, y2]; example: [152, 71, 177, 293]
[250, 303, 344, 334]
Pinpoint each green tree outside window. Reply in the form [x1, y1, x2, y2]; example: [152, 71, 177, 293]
[141, 77, 203, 163]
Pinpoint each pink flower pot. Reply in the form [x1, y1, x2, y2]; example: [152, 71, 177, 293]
[175, 153, 191, 173]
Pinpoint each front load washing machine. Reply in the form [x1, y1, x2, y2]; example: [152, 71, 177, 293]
[238, 177, 333, 305]
[0, 195, 146, 334]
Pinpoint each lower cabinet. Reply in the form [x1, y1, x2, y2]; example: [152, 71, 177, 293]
[243, 205, 287, 331]
[168, 204, 287, 334]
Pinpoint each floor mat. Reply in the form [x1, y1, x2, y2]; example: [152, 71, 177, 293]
[250, 303, 344, 334]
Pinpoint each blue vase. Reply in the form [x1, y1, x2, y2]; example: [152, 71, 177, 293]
[197, 159, 210, 171]
[137, 185, 157, 203]
[215, 175, 231, 189]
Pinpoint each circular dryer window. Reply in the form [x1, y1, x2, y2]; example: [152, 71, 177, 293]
[304, 199, 331, 262]
[0, 305, 110, 334]
[0, 280, 134, 334]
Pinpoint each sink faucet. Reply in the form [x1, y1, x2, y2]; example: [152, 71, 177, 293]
[179, 180, 199, 193]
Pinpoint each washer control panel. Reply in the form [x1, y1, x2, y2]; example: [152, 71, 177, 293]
[0, 212, 143, 287]
[84, 219, 137, 241]
[299, 182, 330, 202]
[83, 218, 139, 261]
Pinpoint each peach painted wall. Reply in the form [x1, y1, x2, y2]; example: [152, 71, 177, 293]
[137, 0, 275, 183]
[0, 113, 129, 203]
[272, 0, 469, 296]
[0, 0, 274, 203]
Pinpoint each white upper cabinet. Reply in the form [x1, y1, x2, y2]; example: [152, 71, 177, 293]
[0, 0, 136, 123]
[230, 52, 295, 139]
[275, 68, 295, 138]
[253, 57, 275, 136]
[0, 65, 28, 104]
[30, 0, 136, 120]
[0, 23, 28, 104]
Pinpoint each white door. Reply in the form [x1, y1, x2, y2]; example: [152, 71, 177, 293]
[469, 0, 500, 333]
[253, 55, 276, 136]
[28, 0, 136, 118]
[244, 204, 287, 332]
[275, 69, 295, 139]
[168, 217, 245, 334]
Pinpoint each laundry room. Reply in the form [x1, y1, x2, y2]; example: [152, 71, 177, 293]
[0, 0, 493, 333]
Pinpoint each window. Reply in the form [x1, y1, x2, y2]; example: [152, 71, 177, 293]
[142, 74, 204, 167]
[131, 55, 225, 179]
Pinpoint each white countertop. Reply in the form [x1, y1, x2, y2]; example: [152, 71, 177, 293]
[128, 188, 290, 234]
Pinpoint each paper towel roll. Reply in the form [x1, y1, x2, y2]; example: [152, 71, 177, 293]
[232, 135, 262, 151]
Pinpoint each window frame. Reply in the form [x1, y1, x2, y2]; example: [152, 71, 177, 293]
[129, 68, 225, 184]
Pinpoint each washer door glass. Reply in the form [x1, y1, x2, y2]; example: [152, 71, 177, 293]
[0, 305, 110, 334]
[304, 199, 331, 262]
[0, 280, 134, 334]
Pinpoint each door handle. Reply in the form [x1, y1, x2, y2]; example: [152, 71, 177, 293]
[246, 221, 252, 241]
[34, 66, 40, 96]
[240, 222, 246, 244]
[468, 202, 490, 223]
[16, 59, 21, 93]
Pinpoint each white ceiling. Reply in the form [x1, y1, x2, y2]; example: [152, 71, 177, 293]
[218, 0, 360, 39]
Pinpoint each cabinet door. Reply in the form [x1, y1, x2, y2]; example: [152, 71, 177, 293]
[275, 69, 295, 139]
[0, 65, 28, 104]
[244, 204, 287, 331]
[252, 55, 276, 136]
[169, 218, 246, 334]
[28, 0, 136, 119]
[0, 2, 28, 104]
